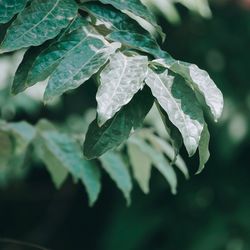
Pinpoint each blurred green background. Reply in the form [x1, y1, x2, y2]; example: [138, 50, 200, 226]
[1, 0, 250, 249]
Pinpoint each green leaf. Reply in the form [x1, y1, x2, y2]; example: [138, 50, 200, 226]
[26, 16, 90, 85]
[7, 121, 35, 140]
[142, 131, 189, 179]
[0, 0, 78, 53]
[0, 131, 13, 168]
[154, 59, 224, 121]
[99, 151, 132, 204]
[5, 121, 36, 153]
[11, 42, 51, 94]
[145, 68, 204, 156]
[129, 86, 154, 129]
[36, 131, 101, 206]
[0, 0, 27, 24]
[197, 123, 210, 174]
[107, 31, 172, 59]
[0, 121, 35, 182]
[96, 51, 148, 125]
[99, 0, 165, 41]
[83, 88, 153, 159]
[81, 2, 147, 34]
[129, 135, 177, 194]
[99, 0, 155, 23]
[127, 141, 152, 194]
[44, 35, 120, 101]
[35, 138, 69, 189]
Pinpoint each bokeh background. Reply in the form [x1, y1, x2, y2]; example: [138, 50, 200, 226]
[0, 0, 250, 249]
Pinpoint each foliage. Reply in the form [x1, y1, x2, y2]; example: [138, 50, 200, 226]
[143, 0, 212, 24]
[0, 0, 223, 204]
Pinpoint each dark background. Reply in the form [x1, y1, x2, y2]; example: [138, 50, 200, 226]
[0, 1, 250, 249]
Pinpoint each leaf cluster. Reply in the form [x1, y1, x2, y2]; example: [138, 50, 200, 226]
[0, 0, 223, 203]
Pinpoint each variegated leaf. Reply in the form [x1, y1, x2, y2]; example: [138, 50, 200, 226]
[96, 52, 148, 125]
[83, 87, 153, 159]
[81, 2, 147, 34]
[0, 0, 78, 53]
[99, 0, 165, 41]
[154, 59, 224, 121]
[44, 36, 121, 101]
[26, 16, 90, 85]
[107, 31, 172, 59]
[145, 68, 204, 156]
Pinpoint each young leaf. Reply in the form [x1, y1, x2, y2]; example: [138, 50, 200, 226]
[44, 37, 120, 102]
[145, 68, 204, 156]
[36, 131, 101, 206]
[26, 16, 90, 85]
[84, 88, 154, 159]
[127, 141, 152, 194]
[0, 0, 78, 53]
[197, 123, 210, 174]
[81, 2, 147, 34]
[129, 136, 177, 194]
[99, 151, 132, 204]
[154, 59, 224, 121]
[96, 51, 148, 125]
[0, 0, 28, 24]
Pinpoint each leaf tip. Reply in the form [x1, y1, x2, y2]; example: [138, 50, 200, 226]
[171, 187, 177, 195]
[126, 196, 131, 207]
[195, 166, 204, 175]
